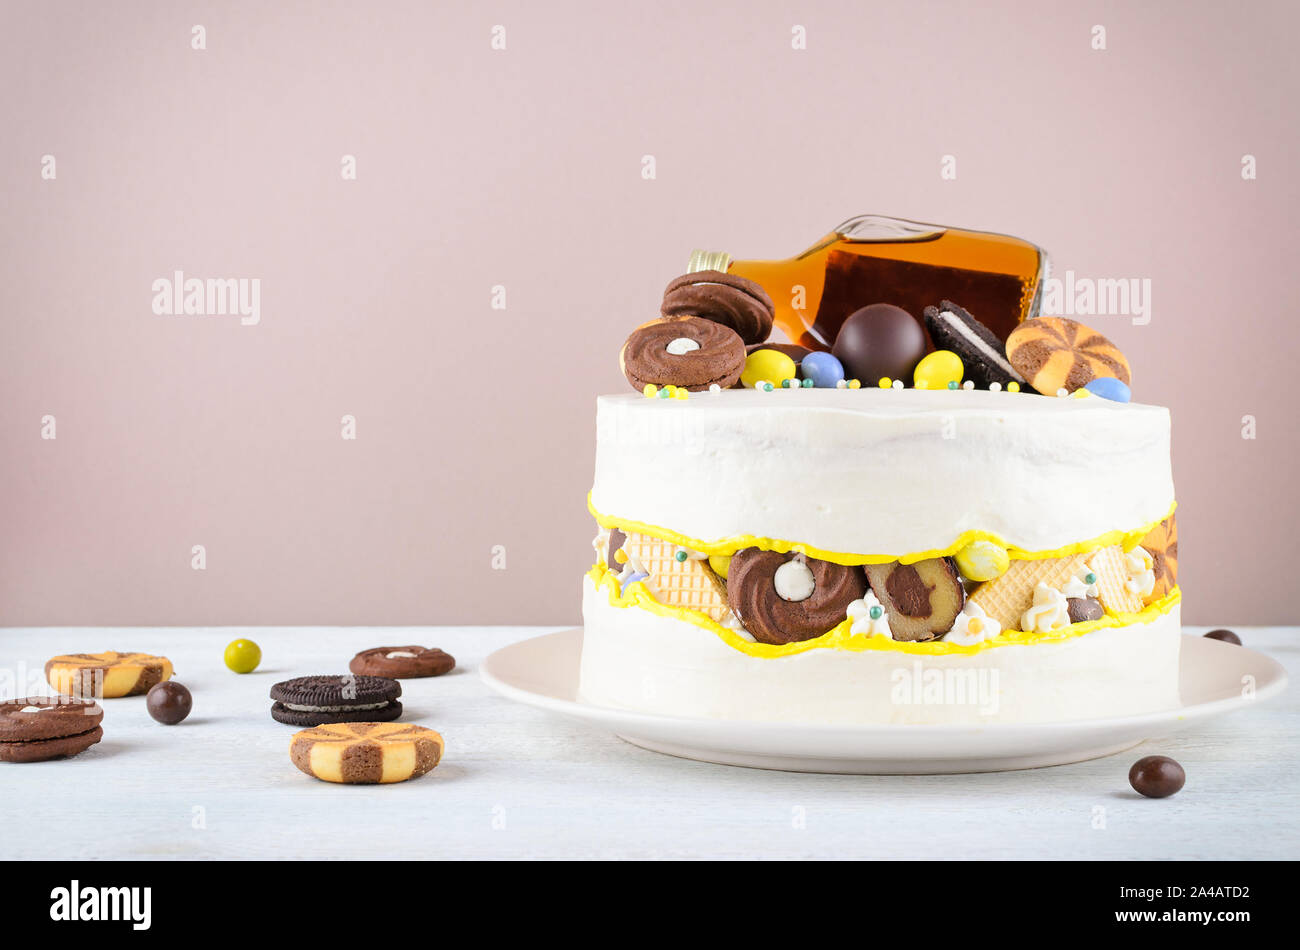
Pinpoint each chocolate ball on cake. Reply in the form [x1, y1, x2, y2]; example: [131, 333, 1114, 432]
[831, 304, 926, 384]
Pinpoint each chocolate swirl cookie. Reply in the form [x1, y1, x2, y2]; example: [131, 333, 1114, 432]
[726, 549, 867, 645]
[661, 271, 774, 345]
[620, 316, 746, 392]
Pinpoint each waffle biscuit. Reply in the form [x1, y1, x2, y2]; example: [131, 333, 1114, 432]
[621, 532, 733, 625]
[290, 722, 443, 784]
[1086, 545, 1146, 615]
[968, 554, 1089, 631]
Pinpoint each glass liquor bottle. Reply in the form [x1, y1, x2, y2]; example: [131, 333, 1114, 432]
[689, 215, 1048, 350]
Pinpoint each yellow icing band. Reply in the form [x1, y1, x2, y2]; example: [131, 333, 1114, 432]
[588, 494, 1176, 566]
[588, 562, 1181, 658]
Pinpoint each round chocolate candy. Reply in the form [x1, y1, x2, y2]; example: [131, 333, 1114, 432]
[1204, 628, 1242, 645]
[1067, 596, 1104, 623]
[146, 681, 192, 725]
[831, 304, 926, 385]
[1128, 755, 1186, 798]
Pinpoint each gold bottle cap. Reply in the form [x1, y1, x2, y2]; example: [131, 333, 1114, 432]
[687, 249, 732, 274]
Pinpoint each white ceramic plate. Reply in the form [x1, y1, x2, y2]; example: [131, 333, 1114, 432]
[480, 630, 1288, 773]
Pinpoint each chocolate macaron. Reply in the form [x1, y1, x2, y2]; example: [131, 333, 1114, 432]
[270, 675, 402, 727]
[0, 696, 104, 762]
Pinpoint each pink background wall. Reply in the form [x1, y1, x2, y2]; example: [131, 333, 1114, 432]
[1, 0, 1296, 626]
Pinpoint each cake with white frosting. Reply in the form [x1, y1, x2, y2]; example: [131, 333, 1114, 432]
[580, 261, 1180, 725]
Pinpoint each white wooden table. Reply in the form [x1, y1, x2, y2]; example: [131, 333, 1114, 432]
[2, 626, 1295, 860]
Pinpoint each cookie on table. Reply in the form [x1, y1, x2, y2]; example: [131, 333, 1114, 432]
[922, 300, 1026, 389]
[1005, 317, 1131, 395]
[661, 270, 775, 346]
[290, 722, 444, 784]
[349, 646, 455, 679]
[45, 651, 173, 698]
[269, 674, 402, 727]
[620, 316, 747, 392]
[0, 697, 103, 762]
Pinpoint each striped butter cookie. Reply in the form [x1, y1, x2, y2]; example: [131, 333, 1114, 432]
[45, 652, 173, 698]
[1005, 317, 1131, 395]
[290, 722, 444, 784]
[1138, 513, 1178, 602]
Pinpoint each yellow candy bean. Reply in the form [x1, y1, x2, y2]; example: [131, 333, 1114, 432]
[708, 554, 731, 579]
[955, 540, 1010, 582]
[741, 349, 797, 389]
[914, 350, 964, 390]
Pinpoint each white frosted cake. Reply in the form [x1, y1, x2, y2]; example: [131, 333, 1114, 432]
[580, 255, 1180, 725]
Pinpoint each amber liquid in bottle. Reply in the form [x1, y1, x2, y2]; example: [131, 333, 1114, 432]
[691, 216, 1047, 351]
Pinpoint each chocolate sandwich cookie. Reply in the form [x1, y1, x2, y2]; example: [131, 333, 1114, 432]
[726, 549, 867, 645]
[349, 646, 456, 679]
[661, 270, 775, 345]
[922, 300, 1026, 389]
[620, 316, 746, 392]
[269, 674, 402, 727]
[290, 722, 444, 785]
[0, 697, 103, 762]
[1005, 316, 1131, 395]
[45, 651, 173, 698]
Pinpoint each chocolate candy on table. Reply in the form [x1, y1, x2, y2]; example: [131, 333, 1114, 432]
[661, 271, 775, 346]
[726, 549, 867, 645]
[620, 316, 747, 392]
[831, 304, 926, 385]
[1203, 628, 1242, 645]
[146, 681, 192, 725]
[1128, 755, 1186, 798]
